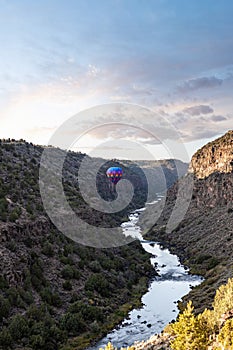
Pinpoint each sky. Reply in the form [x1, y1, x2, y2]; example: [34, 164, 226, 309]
[0, 0, 233, 161]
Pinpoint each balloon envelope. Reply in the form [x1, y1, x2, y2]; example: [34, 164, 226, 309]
[106, 167, 123, 185]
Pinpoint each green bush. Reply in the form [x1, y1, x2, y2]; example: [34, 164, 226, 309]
[6, 287, 22, 307]
[40, 287, 62, 307]
[60, 312, 86, 335]
[61, 265, 80, 280]
[0, 275, 8, 289]
[85, 273, 110, 297]
[42, 242, 54, 257]
[63, 281, 73, 291]
[30, 334, 45, 349]
[68, 301, 104, 322]
[0, 295, 10, 321]
[30, 260, 46, 291]
[63, 244, 74, 257]
[9, 314, 29, 341]
[9, 207, 21, 222]
[0, 327, 13, 348]
[0, 197, 8, 221]
[89, 260, 101, 273]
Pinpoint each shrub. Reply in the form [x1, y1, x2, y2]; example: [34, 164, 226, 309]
[30, 334, 45, 349]
[85, 273, 110, 297]
[9, 207, 21, 222]
[63, 244, 74, 257]
[9, 314, 29, 341]
[0, 275, 8, 289]
[63, 281, 72, 291]
[0, 327, 13, 348]
[60, 312, 86, 335]
[68, 301, 104, 322]
[213, 278, 233, 323]
[61, 265, 80, 280]
[217, 318, 233, 348]
[0, 197, 8, 221]
[40, 288, 62, 307]
[0, 295, 10, 321]
[6, 287, 24, 307]
[89, 260, 101, 273]
[42, 242, 54, 257]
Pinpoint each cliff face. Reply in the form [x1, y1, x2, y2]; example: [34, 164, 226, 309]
[189, 130, 233, 179]
[189, 130, 233, 208]
[192, 172, 233, 208]
[147, 130, 233, 315]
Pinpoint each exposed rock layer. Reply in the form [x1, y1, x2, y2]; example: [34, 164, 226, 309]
[189, 130, 233, 179]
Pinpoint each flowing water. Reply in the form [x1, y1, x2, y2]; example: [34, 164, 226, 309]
[90, 201, 203, 349]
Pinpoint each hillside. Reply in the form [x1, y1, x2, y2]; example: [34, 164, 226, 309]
[121, 159, 188, 195]
[0, 139, 186, 350]
[146, 130, 233, 314]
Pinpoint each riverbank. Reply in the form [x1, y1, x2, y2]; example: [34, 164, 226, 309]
[89, 209, 202, 350]
[145, 180, 233, 315]
[64, 275, 151, 350]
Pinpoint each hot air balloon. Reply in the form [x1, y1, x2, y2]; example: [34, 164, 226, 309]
[106, 166, 123, 185]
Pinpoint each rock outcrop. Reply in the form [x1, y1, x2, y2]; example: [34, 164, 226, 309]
[189, 130, 233, 179]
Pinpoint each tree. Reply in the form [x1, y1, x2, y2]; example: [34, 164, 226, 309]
[213, 278, 233, 325]
[171, 301, 210, 350]
[217, 318, 233, 349]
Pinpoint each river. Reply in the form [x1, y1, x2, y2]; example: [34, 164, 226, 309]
[90, 200, 203, 349]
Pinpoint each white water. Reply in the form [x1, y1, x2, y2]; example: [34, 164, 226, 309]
[90, 202, 203, 349]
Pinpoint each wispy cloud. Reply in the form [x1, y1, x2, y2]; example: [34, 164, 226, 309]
[182, 105, 213, 116]
[177, 76, 223, 92]
[210, 115, 227, 122]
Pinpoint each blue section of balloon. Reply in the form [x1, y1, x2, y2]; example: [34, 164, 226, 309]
[106, 167, 123, 185]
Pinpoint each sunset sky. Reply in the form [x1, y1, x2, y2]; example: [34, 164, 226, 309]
[0, 0, 233, 160]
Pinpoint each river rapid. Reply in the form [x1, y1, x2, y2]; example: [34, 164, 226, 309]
[90, 200, 203, 349]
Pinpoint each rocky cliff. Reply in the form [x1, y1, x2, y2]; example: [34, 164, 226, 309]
[190, 130, 233, 208]
[147, 130, 233, 316]
[189, 130, 233, 179]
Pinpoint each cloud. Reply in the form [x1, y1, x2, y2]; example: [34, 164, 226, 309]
[168, 111, 230, 142]
[87, 64, 101, 78]
[182, 104, 213, 116]
[177, 76, 223, 92]
[211, 115, 227, 122]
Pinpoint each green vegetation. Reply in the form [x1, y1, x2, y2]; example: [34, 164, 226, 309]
[1, 139, 180, 349]
[102, 278, 233, 350]
[169, 278, 233, 349]
[0, 139, 155, 350]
